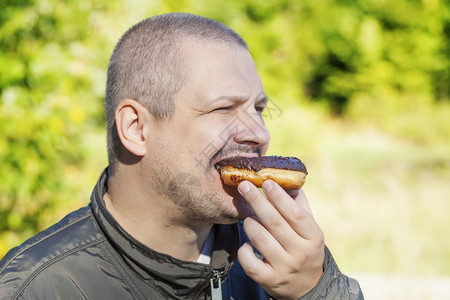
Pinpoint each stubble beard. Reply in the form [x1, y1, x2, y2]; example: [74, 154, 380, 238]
[146, 158, 249, 226]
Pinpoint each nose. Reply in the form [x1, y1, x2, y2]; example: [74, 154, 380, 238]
[232, 107, 270, 150]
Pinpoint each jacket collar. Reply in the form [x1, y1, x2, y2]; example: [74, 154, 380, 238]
[90, 168, 239, 298]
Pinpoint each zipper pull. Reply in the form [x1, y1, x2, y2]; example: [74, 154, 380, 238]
[210, 270, 222, 300]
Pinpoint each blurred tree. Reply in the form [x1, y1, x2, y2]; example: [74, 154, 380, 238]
[292, 0, 449, 114]
[0, 0, 110, 254]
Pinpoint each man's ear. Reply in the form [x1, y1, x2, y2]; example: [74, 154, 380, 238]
[115, 99, 150, 157]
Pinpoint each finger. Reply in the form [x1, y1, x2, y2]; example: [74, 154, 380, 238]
[243, 216, 287, 266]
[238, 181, 299, 248]
[283, 185, 313, 217]
[294, 188, 314, 217]
[262, 180, 322, 241]
[284, 189, 314, 218]
[237, 242, 276, 285]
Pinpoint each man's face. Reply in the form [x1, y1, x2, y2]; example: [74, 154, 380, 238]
[144, 40, 270, 225]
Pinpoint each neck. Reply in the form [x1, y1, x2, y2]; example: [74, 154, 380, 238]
[104, 166, 212, 262]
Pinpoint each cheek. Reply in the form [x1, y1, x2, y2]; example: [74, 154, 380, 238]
[191, 120, 228, 154]
[188, 134, 221, 166]
[207, 116, 239, 144]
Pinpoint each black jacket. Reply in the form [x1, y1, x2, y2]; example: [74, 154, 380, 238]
[0, 169, 363, 299]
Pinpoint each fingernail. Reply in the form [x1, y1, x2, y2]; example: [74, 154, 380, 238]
[263, 180, 274, 192]
[238, 181, 251, 194]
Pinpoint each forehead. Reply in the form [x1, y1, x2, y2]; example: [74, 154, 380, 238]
[176, 39, 264, 104]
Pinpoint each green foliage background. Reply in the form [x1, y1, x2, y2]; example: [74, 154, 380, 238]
[1, 0, 449, 276]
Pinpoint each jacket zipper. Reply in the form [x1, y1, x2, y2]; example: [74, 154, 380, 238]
[193, 267, 230, 299]
[210, 270, 223, 300]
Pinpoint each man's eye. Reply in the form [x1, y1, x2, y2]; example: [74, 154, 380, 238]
[255, 106, 265, 113]
[213, 106, 232, 112]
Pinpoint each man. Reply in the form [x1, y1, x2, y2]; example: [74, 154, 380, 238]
[0, 13, 363, 299]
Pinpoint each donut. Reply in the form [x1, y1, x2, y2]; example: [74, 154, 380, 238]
[215, 156, 307, 190]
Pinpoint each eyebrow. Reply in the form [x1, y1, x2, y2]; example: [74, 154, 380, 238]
[213, 94, 268, 105]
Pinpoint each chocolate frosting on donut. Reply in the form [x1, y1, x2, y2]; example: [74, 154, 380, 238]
[217, 156, 307, 174]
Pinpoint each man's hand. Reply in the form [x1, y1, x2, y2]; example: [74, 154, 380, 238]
[237, 180, 325, 300]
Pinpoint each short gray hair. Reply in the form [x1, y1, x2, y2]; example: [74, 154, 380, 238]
[105, 13, 248, 169]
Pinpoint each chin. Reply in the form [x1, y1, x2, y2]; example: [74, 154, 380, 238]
[203, 172, 254, 223]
